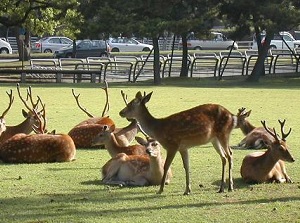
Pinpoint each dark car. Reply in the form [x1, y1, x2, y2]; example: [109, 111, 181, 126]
[53, 39, 110, 58]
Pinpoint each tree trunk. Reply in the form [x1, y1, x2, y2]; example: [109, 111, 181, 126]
[152, 36, 161, 85]
[15, 26, 31, 61]
[247, 32, 273, 82]
[180, 34, 189, 77]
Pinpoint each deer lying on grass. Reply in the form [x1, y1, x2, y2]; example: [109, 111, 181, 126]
[91, 125, 147, 157]
[232, 107, 274, 150]
[119, 91, 247, 195]
[240, 120, 295, 183]
[0, 84, 42, 144]
[0, 102, 76, 163]
[101, 136, 172, 186]
[69, 81, 139, 148]
[0, 90, 14, 136]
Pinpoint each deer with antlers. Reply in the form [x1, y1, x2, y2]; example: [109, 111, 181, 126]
[240, 120, 295, 183]
[68, 81, 139, 148]
[119, 91, 248, 195]
[91, 125, 147, 157]
[0, 101, 76, 163]
[0, 90, 14, 136]
[232, 107, 274, 150]
[0, 84, 43, 145]
[101, 136, 172, 186]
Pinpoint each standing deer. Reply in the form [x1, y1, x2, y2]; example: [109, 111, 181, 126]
[101, 136, 172, 186]
[91, 125, 147, 157]
[119, 91, 243, 195]
[0, 102, 76, 163]
[240, 120, 295, 183]
[0, 90, 14, 136]
[232, 107, 273, 150]
[0, 84, 42, 144]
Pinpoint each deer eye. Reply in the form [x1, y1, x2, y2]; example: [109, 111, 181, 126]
[151, 142, 158, 147]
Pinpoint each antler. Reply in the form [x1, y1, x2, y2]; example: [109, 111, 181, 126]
[261, 120, 279, 141]
[121, 90, 128, 105]
[237, 107, 246, 116]
[71, 89, 94, 118]
[101, 80, 110, 117]
[17, 83, 40, 112]
[32, 98, 47, 134]
[278, 119, 291, 141]
[1, 89, 14, 119]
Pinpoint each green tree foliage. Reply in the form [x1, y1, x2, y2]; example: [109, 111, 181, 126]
[220, 0, 300, 81]
[0, 0, 82, 60]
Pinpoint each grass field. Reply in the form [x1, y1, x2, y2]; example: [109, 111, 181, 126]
[0, 76, 300, 223]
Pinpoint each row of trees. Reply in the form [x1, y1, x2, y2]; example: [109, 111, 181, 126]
[0, 0, 300, 83]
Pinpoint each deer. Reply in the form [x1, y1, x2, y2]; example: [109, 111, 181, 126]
[91, 124, 147, 157]
[232, 107, 274, 150]
[119, 91, 248, 195]
[0, 89, 14, 136]
[0, 84, 42, 145]
[68, 81, 139, 148]
[240, 120, 295, 183]
[0, 101, 76, 163]
[101, 136, 172, 186]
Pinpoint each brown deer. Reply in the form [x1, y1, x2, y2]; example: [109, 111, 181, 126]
[240, 120, 295, 183]
[101, 136, 172, 186]
[91, 125, 147, 157]
[119, 91, 244, 195]
[0, 90, 14, 136]
[232, 107, 273, 150]
[0, 84, 42, 144]
[0, 102, 76, 163]
[68, 81, 139, 148]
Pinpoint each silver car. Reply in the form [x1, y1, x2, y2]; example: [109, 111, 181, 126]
[108, 37, 153, 52]
[0, 38, 13, 54]
[32, 36, 73, 53]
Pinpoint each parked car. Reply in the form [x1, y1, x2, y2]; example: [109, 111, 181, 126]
[108, 37, 153, 52]
[179, 32, 238, 50]
[252, 31, 300, 50]
[0, 38, 13, 54]
[53, 39, 110, 58]
[32, 36, 73, 53]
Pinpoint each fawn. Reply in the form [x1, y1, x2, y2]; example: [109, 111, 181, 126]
[91, 124, 147, 157]
[119, 91, 244, 195]
[0, 101, 76, 163]
[101, 136, 172, 186]
[240, 120, 295, 183]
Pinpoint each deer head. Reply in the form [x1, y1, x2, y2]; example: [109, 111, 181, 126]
[261, 120, 294, 162]
[0, 90, 14, 135]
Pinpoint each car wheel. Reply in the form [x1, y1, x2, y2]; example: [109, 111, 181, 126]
[111, 48, 119, 52]
[194, 46, 202, 50]
[270, 45, 277, 49]
[0, 48, 9, 54]
[100, 52, 108, 57]
[142, 47, 150, 51]
[66, 53, 73, 58]
[44, 49, 52, 53]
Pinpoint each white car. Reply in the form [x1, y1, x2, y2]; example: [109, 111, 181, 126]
[32, 36, 73, 53]
[0, 38, 13, 54]
[108, 38, 153, 52]
[252, 31, 300, 50]
[179, 32, 238, 50]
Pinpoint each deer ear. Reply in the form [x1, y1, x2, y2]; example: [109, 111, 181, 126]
[135, 136, 147, 146]
[246, 110, 251, 117]
[22, 109, 28, 118]
[142, 92, 153, 104]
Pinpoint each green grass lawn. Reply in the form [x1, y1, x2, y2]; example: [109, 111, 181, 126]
[0, 77, 300, 223]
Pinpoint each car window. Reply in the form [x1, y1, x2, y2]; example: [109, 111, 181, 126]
[283, 35, 293, 41]
[48, 38, 61, 44]
[61, 38, 72, 44]
[78, 41, 91, 48]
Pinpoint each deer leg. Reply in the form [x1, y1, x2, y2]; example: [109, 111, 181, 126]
[157, 149, 177, 194]
[179, 149, 191, 195]
[211, 139, 227, 193]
